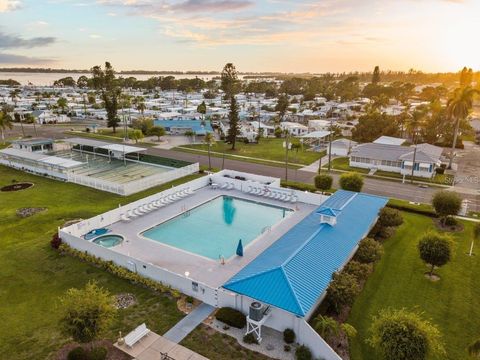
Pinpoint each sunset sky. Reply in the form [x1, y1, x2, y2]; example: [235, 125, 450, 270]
[0, 0, 478, 73]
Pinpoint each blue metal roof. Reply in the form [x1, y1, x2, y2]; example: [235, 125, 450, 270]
[223, 190, 388, 317]
[154, 119, 213, 135]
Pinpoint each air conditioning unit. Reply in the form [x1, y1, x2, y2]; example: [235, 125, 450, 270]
[249, 302, 265, 322]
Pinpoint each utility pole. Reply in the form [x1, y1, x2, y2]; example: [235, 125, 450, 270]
[328, 117, 334, 172]
[410, 129, 418, 184]
[285, 129, 290, 182]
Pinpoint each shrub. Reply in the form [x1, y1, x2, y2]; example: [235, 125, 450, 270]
[243, 333, 258, 344]
[435, 167, 445, 175]
[284, 345, 291, 352]
[326, 272, 360, 314]
[281, 180, 317, 193]
[418, 232, 453, 276]
[50, 233, 62, 249]
[90, 346, 108, 360]
[67, 347, 88, 360]
[376, 226, 397, 241]
[295, 345, 313, 360]
[60, 281, 116, 344]
[215, 307, 246, 329]
[283, 328, 296, 344]
[444, 216, 458, 226]
[367, 309, 445, 360]
[432, 191, 462, 225]
[343, 260, 372, 282]
[339, 172, 364, 192]
[314, 174, 333, 192]
[313, 315, 340, 340]
[186, 296, 194, 304]
[355, 238, 383, 264]
[378, 208, 403, 227]
[58, 244, 178, 297]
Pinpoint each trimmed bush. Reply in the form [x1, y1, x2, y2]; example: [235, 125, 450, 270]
[215, 307, 246, 329]
[295, 345, 313, 360]
[378, 208, 404, 227]
[418, 232, 454, 276]
[281, 180, 317, 193]
[314, 174, 333, 192]
[243, 333, 258, 344]
[339, 172, 364, 192]
[343, 260, 372, 282]
[283, 328, 296, 344]
[432, 191, 462, 225]
[67, 347, 88, 360]
[444, 216, 458, 226]
[50, 233, 62, 249]
[58, 243, 179, 298]
[90, 346, 108, 360]
[355, 238, 383, 264]
[376, 226, 396, 241]
[326, 272, 360, 314]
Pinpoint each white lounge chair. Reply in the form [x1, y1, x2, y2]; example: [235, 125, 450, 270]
[220, 183, 228, 190]
[133, 208, 143, 216]
[290, 195, 298, 203]
[124, 323, 150, 348]
[227, 183, 234, 190]
[127, 210, 137, 218]
[274, 192, 282, 200]
[120, 213, 130, 222]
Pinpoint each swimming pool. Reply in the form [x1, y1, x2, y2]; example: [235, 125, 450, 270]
[141, 196, 292, 260]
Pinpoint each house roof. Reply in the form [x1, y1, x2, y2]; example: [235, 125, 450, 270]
[11, 137, 53, 146]
[300, 130, 331, 139]
[373, 136, 406, 146]
[351, 142, 443, 164]
[154, 119, 213, 135]
[223, 190, 387, 317]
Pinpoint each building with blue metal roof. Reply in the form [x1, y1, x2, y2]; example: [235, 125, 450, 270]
[223, 190, 388, 317]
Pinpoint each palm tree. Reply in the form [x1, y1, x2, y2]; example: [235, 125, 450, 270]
[9, 89, 20, 105]
[446, 87, 479, 168]
[203, 132, 216, 170]
[0, 111, 13, 144]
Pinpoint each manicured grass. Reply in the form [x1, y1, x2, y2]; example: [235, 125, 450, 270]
[0, 166, 204, 359]
[181, 324, 271, 360]
[348, 212, 480, 360]
[326, 157, 369, 174]
[179, 138, 324, 165]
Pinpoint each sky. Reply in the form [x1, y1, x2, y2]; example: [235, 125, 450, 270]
[0, 0, 479, 73]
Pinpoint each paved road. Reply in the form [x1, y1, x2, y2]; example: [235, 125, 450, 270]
[5, 124, 480, 211]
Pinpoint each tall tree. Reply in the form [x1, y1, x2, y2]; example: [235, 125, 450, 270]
[372, 66, 381, 85]
[446, 87, 478, 168]
[459, 66, 473, 88]
[197, 101, 207, 124]
[91, 62, 120, 133]
[57, 97, 68, 113]
[221, 63, 240, 99]
[226, 96, 240, 150]
[275, 94, 289, 123]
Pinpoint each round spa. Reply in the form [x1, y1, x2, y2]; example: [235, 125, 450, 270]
[91, 234, 124, 248]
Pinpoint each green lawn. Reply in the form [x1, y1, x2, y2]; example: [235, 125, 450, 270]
[0, 166, 204, 359]
[348, 212, 480, 360]
[326, 157, 369, 173]
[178, 138, 324, 166]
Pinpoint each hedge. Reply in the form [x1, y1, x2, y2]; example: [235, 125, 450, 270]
[215, 307, 246, 328]
[58, 243, 180, 298]
[387, 199, 437, 217]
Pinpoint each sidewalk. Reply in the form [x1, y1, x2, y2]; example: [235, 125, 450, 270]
[163, 303, 215, 343]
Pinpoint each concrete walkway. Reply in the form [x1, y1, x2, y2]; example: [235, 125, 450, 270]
[299, 155, 333, 173]
[163, 303, 215, 343]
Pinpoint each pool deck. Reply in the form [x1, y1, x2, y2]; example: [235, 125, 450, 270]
[107, 186, 317, 288]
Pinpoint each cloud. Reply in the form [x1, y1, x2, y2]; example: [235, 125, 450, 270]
[171, 0, 253, 12]
[0, 0, 21, 12]
[0, 32, 56, 49]
[0, 52, 56, 64]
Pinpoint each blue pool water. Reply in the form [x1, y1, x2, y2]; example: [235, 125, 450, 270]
[92, 234, 123, 248]
[141, 196, 292, 260]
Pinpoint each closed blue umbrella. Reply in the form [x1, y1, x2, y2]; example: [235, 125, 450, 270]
[236, 239, 244, 257]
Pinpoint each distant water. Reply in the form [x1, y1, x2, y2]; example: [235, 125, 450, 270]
[0, 72, 249, 86]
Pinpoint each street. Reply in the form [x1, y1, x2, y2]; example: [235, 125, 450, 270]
[5, 124, 480, 212]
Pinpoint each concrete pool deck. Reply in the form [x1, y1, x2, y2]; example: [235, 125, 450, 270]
[107, 186, 317, 288]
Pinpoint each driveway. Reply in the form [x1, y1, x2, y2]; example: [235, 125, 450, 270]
[454, 141, 480, 190]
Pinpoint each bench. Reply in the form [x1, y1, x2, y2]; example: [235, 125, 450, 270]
[124, 323, 150, 347]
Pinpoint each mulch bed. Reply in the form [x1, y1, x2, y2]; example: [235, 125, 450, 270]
[114, 293, 137, 309]
[16, 207, 47, 218]
[55, 340, 132, 360]
[1, 182, 34, 192]
[434, 218, 464, 232]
